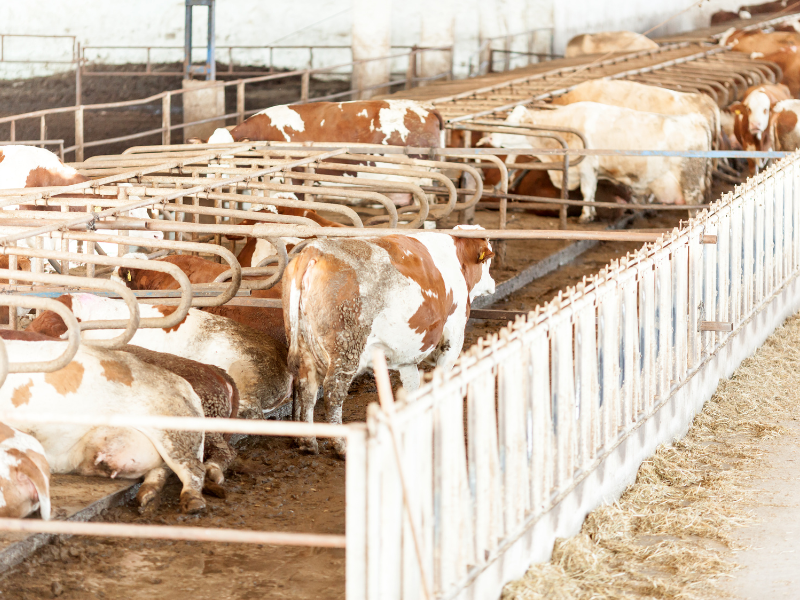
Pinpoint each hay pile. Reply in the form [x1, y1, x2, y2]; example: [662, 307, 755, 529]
[504, 313, 800, 600]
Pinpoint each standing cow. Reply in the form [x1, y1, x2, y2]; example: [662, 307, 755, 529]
[488, 103, 712, 222]
[284, 226, 495, 457]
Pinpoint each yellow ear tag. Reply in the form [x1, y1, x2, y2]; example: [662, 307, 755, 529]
[734, 109, 741, 115]
[479, 251, 486, 261]
[94, 206, 102, 212]
[126, 271, 132, 281]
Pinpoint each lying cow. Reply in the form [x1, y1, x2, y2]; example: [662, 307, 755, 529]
[0, 145, 88, 202]
[115, 254, 287, 345]
[208, 99, 443, 147]
[564, 32, 658, 58]
[710, 10, 751, 24]
[27, 294, 292, 419]
[119, 345, 238, 489]
[0, 421, 50, 519]
[284, 226, 495, 456]
[720, 29, 800, 54]
[0, 330, 207, 513]
[488, 103, 712, 222]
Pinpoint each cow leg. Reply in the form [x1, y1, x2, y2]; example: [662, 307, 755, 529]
[578, 172, 598, 223]
[148, 430, 207, 514]
[295, 355, 322, 455]
[323, 367, 357, 459]
[136, 466, 169, 512]
[204, 432, 237, 485]
[398, 365, 421, 392]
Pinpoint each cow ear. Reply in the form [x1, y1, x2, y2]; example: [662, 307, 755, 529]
[478, 248, 495, 263]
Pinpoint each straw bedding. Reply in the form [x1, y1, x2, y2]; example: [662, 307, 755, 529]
[504, 312, 800, 599]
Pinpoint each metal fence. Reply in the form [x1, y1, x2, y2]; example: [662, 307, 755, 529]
[348, 150, 800, 599]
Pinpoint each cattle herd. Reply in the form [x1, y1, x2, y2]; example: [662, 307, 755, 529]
[0, 13, 798, 540]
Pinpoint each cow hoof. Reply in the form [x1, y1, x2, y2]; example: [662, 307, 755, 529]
[180, 491, 207, 514]
[136, 483, 160, 509]
[577, 214, 595, 224]
[332, 437, 347, 460]
[297, 437, 319, 455]
[202, 480, 227, 499]
[205, 463, 224, 485]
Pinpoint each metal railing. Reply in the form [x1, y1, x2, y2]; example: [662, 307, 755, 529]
[0, 46, 454, 161]
[350, 150, 800, 599]
[467, 28, 556, 77]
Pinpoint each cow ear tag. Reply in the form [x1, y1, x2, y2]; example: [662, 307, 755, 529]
[126, 271, 132, 281]
[479, 250, 486, 262]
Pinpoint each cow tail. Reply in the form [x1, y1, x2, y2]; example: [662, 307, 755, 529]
[432, 108, 445, 131]
[286, 254, 315, 360]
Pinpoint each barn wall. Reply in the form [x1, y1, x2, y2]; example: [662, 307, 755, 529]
[0, 0, 751, 81]
[552, 0, 742, 54]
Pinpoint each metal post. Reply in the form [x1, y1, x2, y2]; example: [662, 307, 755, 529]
[206, 0, 216, 81]
[301, 70, 310, 103]
[184, 2, 192, 79]
[406, 46, 417, 90]
[9, 121, 14, 142]
[162, 94, 171, 145]
[560, 153, 569, 230]
[74, 107, 84, 162]
[488, 47, 494, 73]
[75, 41, 82, 106]
[237, 80, 245, 124]
[39, 116, 46, 147]
[146, 47, 152, 74]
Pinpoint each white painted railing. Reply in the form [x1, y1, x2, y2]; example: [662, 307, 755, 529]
[345, 152, 800, 599]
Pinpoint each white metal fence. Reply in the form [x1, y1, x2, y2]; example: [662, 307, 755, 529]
[345, 151, 800, 599]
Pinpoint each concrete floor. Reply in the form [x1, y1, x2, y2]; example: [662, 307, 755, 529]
[726, 421, 800, 598]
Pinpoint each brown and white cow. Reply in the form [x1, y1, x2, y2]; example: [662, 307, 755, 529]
[27, 294, 292, 420]
[564, 32, 658, 58]
[0, 330, 207, 513]
[768, 98, 800, 151]
[720, 29, 800, 54]
[0, 145, 88, 192]
[207, 99, 444, 147]
[0, 420, 50, 520]
[284, 226, 495, 456]
[488, 103, 712, 222]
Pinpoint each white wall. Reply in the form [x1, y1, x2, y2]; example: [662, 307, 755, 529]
[0, 0, 747, 81]
[552, 0, 742, 54]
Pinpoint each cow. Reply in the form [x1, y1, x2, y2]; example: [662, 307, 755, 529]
[564, 32, 659, 58]
[114, 254, 287, 345]
[487, 103, 712, 222]
[710, 10, 751, 24]
[741, 0, 791, 14]
[207, 99, 444, 148]
[0, 145, 88, 196]
[117, 345, 239, 489]
[766, 99, 800, 151]
[552, 80, 721, 149]
[746, 46, 800, 97]
[284, 226, 495, 456]
[0, 254, 31, 325]
[726, 83, 792, 173]
[0, 330, 207, 513]
[26, 294, 292, 420]
[0, 421, 50, 520]
[719, 29, 800, 54]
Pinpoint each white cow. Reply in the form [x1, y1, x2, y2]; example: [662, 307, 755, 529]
[487, 103, 712, 222]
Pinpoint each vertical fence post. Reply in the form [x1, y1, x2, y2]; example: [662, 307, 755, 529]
[236, 80, 245, 124]
[162, 93, 171, 146]
[39, 116, 46, 147]
[406, 46, 417, 90]
[300, 70, 310, 103]
[74, 107, 84, 162]
[8, 120, 14, 142]
[75, 41, 82, 107]
[346, 425, 368, 600]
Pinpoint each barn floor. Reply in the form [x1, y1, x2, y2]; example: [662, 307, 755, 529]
[0, 205, 687, 600]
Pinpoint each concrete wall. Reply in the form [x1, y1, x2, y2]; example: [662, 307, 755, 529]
[0, 0, 747, 81]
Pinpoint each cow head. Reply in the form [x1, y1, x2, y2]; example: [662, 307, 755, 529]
[744, 91, 772, 138]
[453, 225, 495, 301]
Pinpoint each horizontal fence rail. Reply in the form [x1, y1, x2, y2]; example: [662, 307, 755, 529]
[351, 151, 800, 599]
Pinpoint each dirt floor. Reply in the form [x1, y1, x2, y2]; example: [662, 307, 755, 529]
[0, 66, 355, 158]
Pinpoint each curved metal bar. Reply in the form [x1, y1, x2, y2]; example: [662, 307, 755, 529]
[0, 250, 192, 332]
[0, 296, 81, 374]
[201, 191, 363, 227]
[0, 270, 139, 349]
[241, 237, 287, 291]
